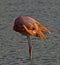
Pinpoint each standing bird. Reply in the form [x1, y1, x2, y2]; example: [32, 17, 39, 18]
[13, 16, 51, 61]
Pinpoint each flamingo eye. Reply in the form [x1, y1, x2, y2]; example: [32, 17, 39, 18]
[32, 27, 35, 30]
[29, 27, 35, 30]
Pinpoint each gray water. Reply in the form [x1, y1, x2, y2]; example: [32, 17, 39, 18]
[0, 0, 60, 65]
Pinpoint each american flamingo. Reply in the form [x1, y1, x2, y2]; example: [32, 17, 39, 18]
[13, 16, 51, 61]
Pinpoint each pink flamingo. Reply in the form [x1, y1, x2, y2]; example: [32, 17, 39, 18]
[13, 16, 51, 61]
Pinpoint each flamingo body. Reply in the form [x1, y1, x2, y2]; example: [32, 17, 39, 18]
[13, 16, 51, 60]
[13, 16, 51, 40]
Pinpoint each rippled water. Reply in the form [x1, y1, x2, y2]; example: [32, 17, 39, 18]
[0, 0, 60, 65]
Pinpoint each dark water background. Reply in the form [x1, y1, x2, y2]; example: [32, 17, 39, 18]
[0, 0, 60, 65]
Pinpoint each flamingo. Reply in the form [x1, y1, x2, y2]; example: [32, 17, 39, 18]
[13, 16, 51, 61]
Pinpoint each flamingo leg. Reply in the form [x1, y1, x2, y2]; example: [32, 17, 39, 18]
[27, 34, 32, 61]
